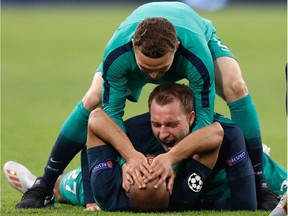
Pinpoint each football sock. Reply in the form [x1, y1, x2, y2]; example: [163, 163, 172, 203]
[228, 94, 264, 185]
[42, 101, 90, 191]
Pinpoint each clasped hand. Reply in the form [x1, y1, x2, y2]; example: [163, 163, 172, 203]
[122, 152, 175, 195]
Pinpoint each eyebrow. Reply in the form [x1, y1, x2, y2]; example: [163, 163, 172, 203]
[139, 64, 169, 72]
[151, 120, 179, 125]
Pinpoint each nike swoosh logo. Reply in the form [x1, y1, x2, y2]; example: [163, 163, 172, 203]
[50, 158, 64, 164]
[44, 195, 54, 206]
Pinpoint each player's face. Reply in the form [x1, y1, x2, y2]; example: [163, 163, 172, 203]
[150, 99, 195, 152]
[134, 48, 174, 80]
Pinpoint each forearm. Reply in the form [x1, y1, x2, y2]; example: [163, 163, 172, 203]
[89, 108, 137, 160]
[166, 122, 223, 165]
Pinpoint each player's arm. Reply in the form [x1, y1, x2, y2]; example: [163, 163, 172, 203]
[184, 39, 216, 131]
[101, 43, 134, 131]
[165, 122, 223, 164]
[101, 68, 127, 131]
[149, 122, 224, 192]
[88, 108, 150, 189]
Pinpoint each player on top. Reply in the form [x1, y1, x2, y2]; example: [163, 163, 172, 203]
[16, 1, 277, 210]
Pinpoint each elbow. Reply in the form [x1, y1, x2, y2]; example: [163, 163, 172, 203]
[89, 107, 104, 120]
[214, 122, 224, 145]
[88, 107, 104, 130]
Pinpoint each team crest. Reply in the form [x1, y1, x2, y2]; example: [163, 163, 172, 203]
[188, 173, 203, 192]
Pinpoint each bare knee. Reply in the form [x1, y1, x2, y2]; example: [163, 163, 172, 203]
[82, 91, 102, 111]
[88, 108, 102, 132]
[224, 79, 248, 102]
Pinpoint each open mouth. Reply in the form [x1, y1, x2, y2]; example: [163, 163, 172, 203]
[162, 140, 176, 148]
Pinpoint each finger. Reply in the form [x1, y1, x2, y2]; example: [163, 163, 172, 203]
[140, 163, 150, 178]
[154, 176, 166, 189]
[167, 177, 174, 195]
[84, 203, 101, 211]
[134, 168, 146, 189]
[126, 173, 134, 184]
[148, 167, 162, 181]
[122, 181, 130, 193]
[149, 159, 158, 171]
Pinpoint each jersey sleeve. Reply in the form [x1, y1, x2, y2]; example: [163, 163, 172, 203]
[178, 44, 215, 131]
[101, 42, 135, 131]
[102, 67, 128, 131]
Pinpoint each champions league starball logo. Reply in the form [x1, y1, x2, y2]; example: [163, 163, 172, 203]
[188, 173, 203, 192]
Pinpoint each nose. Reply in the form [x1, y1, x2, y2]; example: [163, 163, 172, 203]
[158, 127, 170, 140]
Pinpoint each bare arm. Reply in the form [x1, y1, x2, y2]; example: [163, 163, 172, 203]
[149, 122, 224, 192]
[166, 122, 223, 165]
[87, 108, 150, 189]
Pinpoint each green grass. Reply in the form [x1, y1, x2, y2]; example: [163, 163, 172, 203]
[1, 3, 286, 216]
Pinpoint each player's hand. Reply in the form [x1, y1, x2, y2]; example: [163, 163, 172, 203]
[147, 153, 175, 194]
[84, 203, 101, 211]
[121, 163, 134, 192]
[125, 151, 150, 189]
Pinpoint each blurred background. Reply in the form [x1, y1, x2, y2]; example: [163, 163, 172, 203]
[2, 1, 287, 209]
[2, 0, 286, 166]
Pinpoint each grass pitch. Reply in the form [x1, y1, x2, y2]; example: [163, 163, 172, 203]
[1, 3, 286, 216]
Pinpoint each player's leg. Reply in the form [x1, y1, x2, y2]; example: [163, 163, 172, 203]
[80, 146, 101, 211]
[209, 34, 278, 210]
[263, 152, 288, 196]
[3, 161, 83, 206]
[87, 123, 130, 211]
[86, 110, 130, 211]
[269, 192, 287, 216]
[3, 161, 37, 194]
[211, 121, 257, 211]
[16, 72, 103, 209]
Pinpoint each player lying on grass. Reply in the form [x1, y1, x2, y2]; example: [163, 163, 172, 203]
[87, 84, 257, 210]
[4, 148, 287, 211]
[11, 83, 286, 211]
[86, 83, 224, 211]
[15, 1, 278, 211]
[10, 83, 286, 211]
[4, 157, 170, 212]
[85, 83, 286, 211]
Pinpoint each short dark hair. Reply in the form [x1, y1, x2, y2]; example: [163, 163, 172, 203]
[148, 83, 195, 115]
[134, 17, 177, 58]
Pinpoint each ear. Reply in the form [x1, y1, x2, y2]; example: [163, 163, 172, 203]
[189, 111, 195, 126]
[132, 38, 134, 47]
[176, 41, 180, 49]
